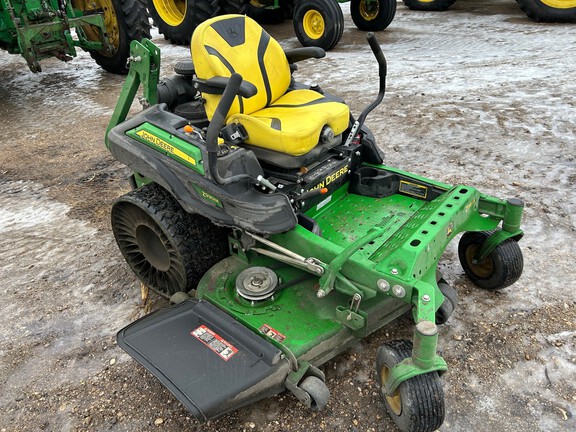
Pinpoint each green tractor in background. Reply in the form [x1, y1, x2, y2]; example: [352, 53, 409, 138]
[403, 0, 575, 22]
[0, 0, 151, 73]
[148, 0, 397, 50]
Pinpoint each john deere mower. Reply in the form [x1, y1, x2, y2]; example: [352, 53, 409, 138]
[105, 14, 524, 432]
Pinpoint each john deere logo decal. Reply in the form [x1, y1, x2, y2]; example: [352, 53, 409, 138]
[135, 129, 197, 166]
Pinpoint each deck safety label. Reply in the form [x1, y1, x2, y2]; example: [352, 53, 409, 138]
[259, 324, 286, 343]
[191, 325, 238, 361]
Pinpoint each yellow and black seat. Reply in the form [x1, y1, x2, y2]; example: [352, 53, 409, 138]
[191, 14, 350, 165]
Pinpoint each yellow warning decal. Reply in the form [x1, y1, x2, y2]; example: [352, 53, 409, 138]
[136, 129, 197, 166]
[399, 180, 428, 199]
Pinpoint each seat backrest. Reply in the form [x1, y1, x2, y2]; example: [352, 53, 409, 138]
[191, 14, 292, 121]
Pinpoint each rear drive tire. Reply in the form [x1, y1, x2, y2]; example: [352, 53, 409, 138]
[148, 0, 220, 45]
[376, 340, 445, 432]
[402, 0, 456, 11]
[85, 0, 151, 74]
[293, 0, 344, 51]
[351, 0, 396, 31]
[516, 0, 576, 22]
[111, 183, 230, 296]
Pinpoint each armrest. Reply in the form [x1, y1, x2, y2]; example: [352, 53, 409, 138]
[284, 47, 326, 64]
[194, 76, 258, 98]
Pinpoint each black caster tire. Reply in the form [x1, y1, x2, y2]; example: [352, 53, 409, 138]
[300, 376, 330, 411]
[111, 183, 230, 296]
[350, 0, 396, 31]
[435, 279, 458, 325]
[516, 0, 576, 22]
[458, 230, 523, 290]
[293, 0, 344, 51]
[376, 340, 445, 432]
[402, 0, 456, 11]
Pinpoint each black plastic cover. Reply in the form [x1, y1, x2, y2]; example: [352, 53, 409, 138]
[117, 299, 291, 421]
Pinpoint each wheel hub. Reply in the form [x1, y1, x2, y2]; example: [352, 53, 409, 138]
[153, 0, 187, 26]
[465, 244, 493, 278]
[380, 365, 402, 416]
[360, 0, 380, 20]
[135, 224, 171, 271]
[303, 10, 325, 40]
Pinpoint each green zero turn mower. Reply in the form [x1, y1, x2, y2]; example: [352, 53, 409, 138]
[148, 0, 396, 50]
[105, 14, 525, 432]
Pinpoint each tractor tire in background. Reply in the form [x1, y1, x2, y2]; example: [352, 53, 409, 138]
[293, 0, 344, 51]
[516, 0, 576, 22]
[220, 0, 249, 14]
[78, 0, 151, 74]
[402, 0, 456, 11]
[246, 0, 288, 24]
[350, 0, 396, 31]
[148, 0, 220, 45]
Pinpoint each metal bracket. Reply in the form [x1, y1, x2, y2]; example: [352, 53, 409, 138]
[284, 362, 325, 408]
[247, 232, 326, 276]
[335, 293, 366, 330]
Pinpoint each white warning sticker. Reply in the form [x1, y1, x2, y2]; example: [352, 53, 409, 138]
[191, 325, 238, 361]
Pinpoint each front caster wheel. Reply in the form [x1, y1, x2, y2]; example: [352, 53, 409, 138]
[458, 230, 523, 290]
[300, 376, 330, 411]
[376, 340, 445, 432]
[435, 279, 458, 325]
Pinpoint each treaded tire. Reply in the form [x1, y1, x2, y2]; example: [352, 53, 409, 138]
[148, 0, 220, 45]
[351, 0, 396, 31]
[458, 230, 524, 290]
[111, 183, 230, 295]
[293, 0, 344, 51]
[88, 0, 151, 74]
[516, 0, 576, 22]
[402, 0, 456, 11]
[435, 279, 458, 325]
[376, 340, 445, 432]
[220, 0, 248, 14]
[246, 0, 287, 24]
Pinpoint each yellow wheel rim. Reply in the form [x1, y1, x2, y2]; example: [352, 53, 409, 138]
[465, 244, 494, 279]
[540, 0, 576, 8]
[360, 0, 380, 21]
[75, 0, 120, 54]
[380, 365, 402, 416]
[303, 10, 325, 40]
[153, 0, 187, 27]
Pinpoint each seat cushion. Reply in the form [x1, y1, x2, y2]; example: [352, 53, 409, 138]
[191, 15, 291, 120]
[228, 90, 350, 156]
